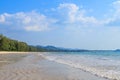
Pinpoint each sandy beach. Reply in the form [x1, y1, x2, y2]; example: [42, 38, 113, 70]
[0, 52, 109, 80]
[0, 52, 29, 68]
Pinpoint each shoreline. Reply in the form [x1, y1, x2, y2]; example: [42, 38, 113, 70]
[0, 52, 109, 80]
[0, 51, 30, 54]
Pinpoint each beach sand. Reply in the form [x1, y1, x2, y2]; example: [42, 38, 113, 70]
[0, 52, 29, 68]
[0, 52, 109, 80]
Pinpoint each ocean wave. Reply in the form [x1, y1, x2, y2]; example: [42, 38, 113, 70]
[40, 53, 120, 80]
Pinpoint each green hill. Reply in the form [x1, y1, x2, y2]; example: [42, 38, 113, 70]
[0, 34, 46, 52]
[0, 34, 89, 52]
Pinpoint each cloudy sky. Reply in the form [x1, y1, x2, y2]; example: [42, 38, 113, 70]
[0, 0, 120, 50]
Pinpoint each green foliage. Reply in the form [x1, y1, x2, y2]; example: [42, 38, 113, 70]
[9, 40, 17, 51]
[28, 46, 38, 51]
[0, 34, 46, 52]
[0, 35, 10, 51]
[16, 42, 28, 51]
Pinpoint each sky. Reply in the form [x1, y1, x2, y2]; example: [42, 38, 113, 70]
[0, 0, 120, 50]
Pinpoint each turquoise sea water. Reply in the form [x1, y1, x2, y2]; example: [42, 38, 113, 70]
[41, 51, 120, 80]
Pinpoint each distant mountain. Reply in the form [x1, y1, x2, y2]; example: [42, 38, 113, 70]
[2, 34, 120, 52]
[0, 34, 89, 52]
[114, 49, 120, 52]
[36, 45, 89, 52]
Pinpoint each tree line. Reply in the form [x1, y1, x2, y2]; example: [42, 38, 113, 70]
[0, 34, 46, 52]
[0, 34, 88, 52]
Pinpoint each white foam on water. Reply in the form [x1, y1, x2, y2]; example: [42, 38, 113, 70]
[40, 52, 120, 80]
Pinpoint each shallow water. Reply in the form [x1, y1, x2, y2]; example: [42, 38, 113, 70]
[41, 51, 120, 80]
[0, 53, 108, 80]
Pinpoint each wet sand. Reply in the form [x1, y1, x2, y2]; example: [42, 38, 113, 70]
[0, 52, 109, 80]
[0, 52, 29, 68]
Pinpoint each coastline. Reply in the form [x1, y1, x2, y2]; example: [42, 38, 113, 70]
[0, 52, 109, 80]
[0, 51, 29, 54]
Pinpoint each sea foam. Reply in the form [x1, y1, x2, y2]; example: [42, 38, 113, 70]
[40, 52, 120, 80]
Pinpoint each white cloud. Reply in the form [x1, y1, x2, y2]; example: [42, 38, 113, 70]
[0, 15, 5, 23]
[104, 0, 120, 26]
[58, 3, 79, 23]
[112, 0, 120, 19]
[0, 3, 102, 32]
[56, 2, 120, 28]
[0, 3, 109, 33]
[0, 11, 55, 31]
[24, 25, 49, 31]
[113, 0, 120, 10]
[1, 2, 120, 32]
[57, 3, 100, 26]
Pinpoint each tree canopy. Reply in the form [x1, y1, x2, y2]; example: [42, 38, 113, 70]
[0, 34, 44, 52]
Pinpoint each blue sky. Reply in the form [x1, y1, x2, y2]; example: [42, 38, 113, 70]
[0, 0, 120, 50]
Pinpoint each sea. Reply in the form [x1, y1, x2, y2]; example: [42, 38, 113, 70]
[41, 51, 120, 80]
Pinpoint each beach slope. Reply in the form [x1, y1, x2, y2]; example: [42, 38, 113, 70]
[0, 52, 108, 80]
